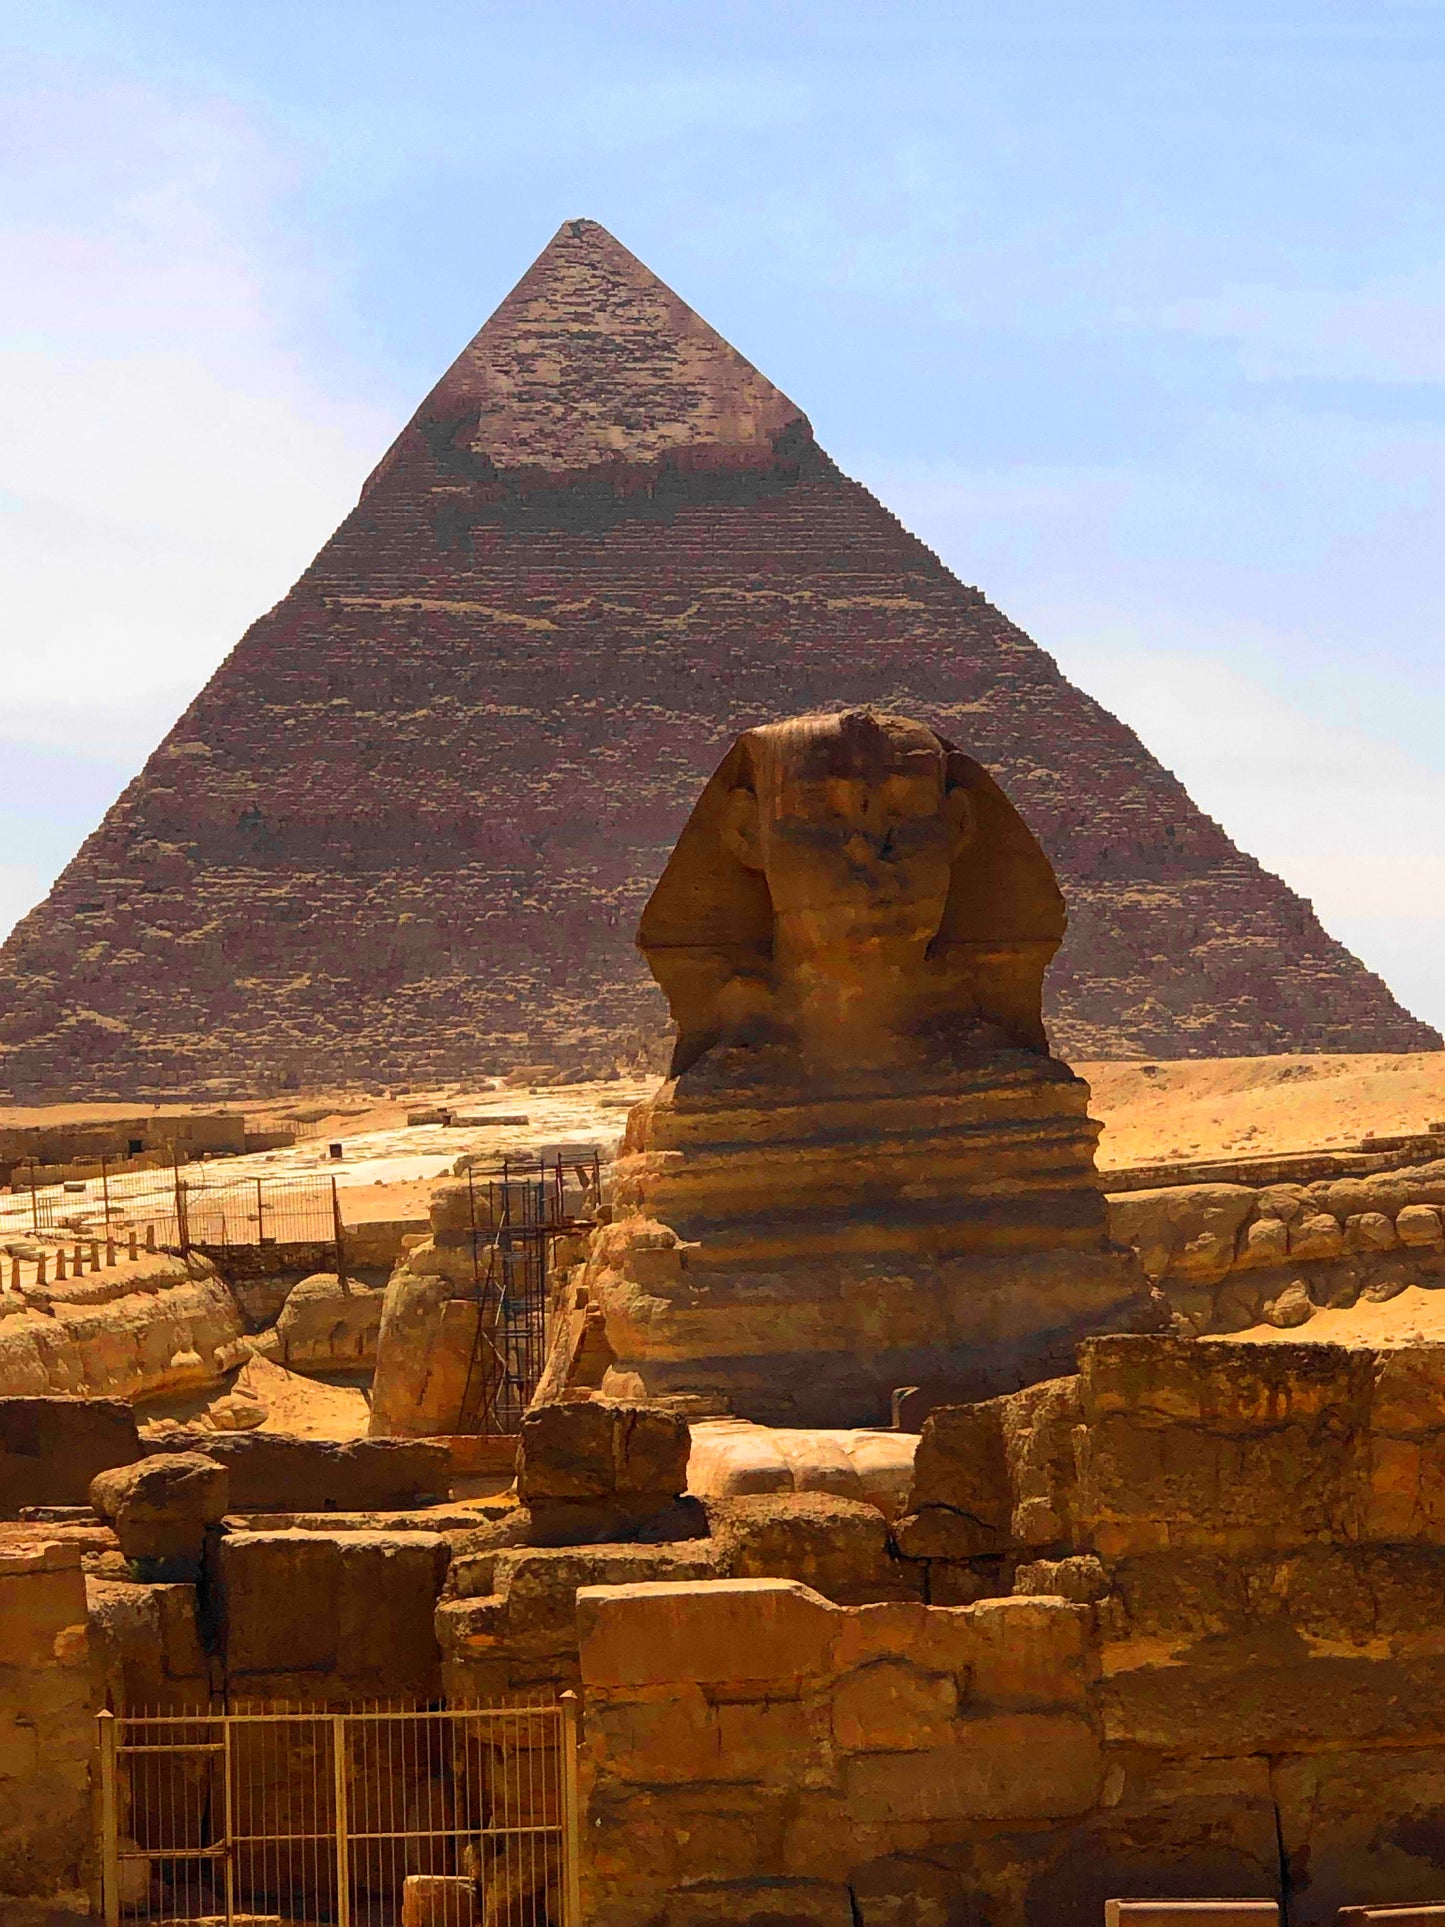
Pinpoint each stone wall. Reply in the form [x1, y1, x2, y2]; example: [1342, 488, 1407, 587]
[1106, 1161, 1445, 1334]
[0, 1533, 99, 1911]
[576, 1576, 1252, 1927]
[570, 1336, 1445, 1927]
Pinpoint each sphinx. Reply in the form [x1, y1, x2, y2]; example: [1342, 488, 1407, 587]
[570, 709, 1154, 1425]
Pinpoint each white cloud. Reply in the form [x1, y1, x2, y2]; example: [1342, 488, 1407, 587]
[0, 74, 396, 773]
[1131, 274, 1445, 385]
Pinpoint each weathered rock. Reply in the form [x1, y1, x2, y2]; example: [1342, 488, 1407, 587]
[706, 1492, 921, 1604]
[90, 1450, 228, 1576]
[1107, 1185, 1255, 1284]
[147, 1430, 449, 1512]
[0, 1254, 242, 1401]
[0, 1394, 140, 1514]
[580, 710, 1152, 1426]
[518, 1397, 689, 1505]
[1262, 1278, 1316, 1328]
[1397, 1204, 1445, 1249]
[204, 1388, 268, 1430]
[368, 1250, 482, 1438]
[274, 1272, 385, 1370]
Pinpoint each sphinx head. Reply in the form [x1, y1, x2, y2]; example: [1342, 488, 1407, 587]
[717, 710, 974, 967]
[638, 708, 1065, 1073]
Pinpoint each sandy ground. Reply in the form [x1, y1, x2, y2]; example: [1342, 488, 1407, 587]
[136, 1355, 372, 1439]
[1080, 1052, 1445, 1170]
[1221, 1284, 1445, 1350]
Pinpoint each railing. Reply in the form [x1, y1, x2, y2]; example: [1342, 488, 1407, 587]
[8, 1159, 341, 1256]
[98, 1698, 581, 1927]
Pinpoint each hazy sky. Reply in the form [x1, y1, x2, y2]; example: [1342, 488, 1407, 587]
[4, 1, 1444, 1032]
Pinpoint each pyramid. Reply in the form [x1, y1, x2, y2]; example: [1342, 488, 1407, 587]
[0, 220, 1436, 1099]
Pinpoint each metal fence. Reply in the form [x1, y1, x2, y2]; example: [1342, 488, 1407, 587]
[10, 1160, 340, 1254]
[98, 1699, 581, 1927]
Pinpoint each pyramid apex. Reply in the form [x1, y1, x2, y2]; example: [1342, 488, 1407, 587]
[376, 219, 811, 489]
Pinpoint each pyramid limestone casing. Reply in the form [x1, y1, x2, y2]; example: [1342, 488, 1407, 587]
[0, 220, 1435, 1096]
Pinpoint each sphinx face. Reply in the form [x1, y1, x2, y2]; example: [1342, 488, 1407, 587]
[723, 715, 973, 966]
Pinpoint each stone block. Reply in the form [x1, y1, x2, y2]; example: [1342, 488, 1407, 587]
[966, 1595, 1094, 1707]
[830, 1599, 977, 1678]
[578, 1577, 836, 1689]
[0, 1560, 88, 1667]
[1396, 1206, 1444, 1249]
[832, 1657, 959, 1751]
[516, 1396, 689, 1504]
[155, 1431, 449, 1511]
[904, 1400, 1009, 1547]
[487, 1543, 720, 1658]
[1104, 1906, 1277, 1927]
[844, 1712, 1103, 1822]
[220, 1530, 342, 1674]
[709, 1491, 917, 1603]
[401, 1874, 479, 1927]
[593, 1687, 815, 1786]
[219, 1529, 447, 1691]
[91, 1449, 228, 1572]
[0, 1395, 140, 1514]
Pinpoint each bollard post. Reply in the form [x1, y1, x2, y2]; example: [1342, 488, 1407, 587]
[56, 1248, 68, 1283]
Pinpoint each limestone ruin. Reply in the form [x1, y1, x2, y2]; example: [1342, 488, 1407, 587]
[563, 709, 1155, 1422]
[7, 217, 1445, 1927]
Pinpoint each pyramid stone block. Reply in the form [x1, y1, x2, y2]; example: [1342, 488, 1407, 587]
[0, 219, 1435, 1096]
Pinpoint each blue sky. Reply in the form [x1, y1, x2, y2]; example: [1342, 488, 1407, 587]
[3, 1, 1444, 1031]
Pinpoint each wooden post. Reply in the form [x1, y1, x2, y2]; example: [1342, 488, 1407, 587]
[100, 1153, 111, 1239]
[27, 1158, 39, 1233]
[98, 1709, 120, 1927]
[560, 1691, 583, 1927]
[332, 1176, 348, 1294]
[255, 1177, 265, 1245]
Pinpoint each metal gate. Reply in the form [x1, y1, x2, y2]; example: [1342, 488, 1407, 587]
[98, 1699, 581, 1926]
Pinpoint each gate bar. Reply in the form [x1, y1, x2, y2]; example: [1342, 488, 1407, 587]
[332, 1711, 350, 1927]
[562, 1690, 583, 1927]
[99, 1708, 120, 1927]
